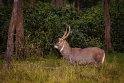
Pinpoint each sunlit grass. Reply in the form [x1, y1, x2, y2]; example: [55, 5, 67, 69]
[0, 53, 124, 83]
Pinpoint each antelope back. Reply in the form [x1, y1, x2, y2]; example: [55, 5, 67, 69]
[70, 47, 105, 65]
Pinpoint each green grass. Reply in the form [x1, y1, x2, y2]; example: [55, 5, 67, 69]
[0, 53, 124, 83]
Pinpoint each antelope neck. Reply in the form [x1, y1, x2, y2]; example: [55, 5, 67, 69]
[60, 41, 65, 52]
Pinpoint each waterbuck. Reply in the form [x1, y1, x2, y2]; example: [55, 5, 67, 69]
[54, 25, 105, 67]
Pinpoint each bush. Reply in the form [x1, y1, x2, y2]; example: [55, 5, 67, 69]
[23, 2, 105, 56]
[110, 0, 124, 52]
[0, 6, 11, 53]
[0, 1, 124, 56]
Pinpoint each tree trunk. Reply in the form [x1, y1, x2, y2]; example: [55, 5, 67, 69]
[63, 0, 67, 6]
[2, 0, 8, 6]
[6, 0, 24, 63]
[115, 0, 120, 12]
[52, 0, 65, 8]
[103, 0, 113, 52]
[16, 0, 25, 58]
[74, 0, 80, 11]
[6, 0, 18, 64]
[29, 0, 35, 7]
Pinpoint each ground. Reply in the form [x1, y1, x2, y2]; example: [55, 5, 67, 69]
[0, 53, 124, 83]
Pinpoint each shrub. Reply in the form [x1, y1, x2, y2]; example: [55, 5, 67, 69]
[24, 2, 105, 56]
[0, 1, 124, 56]
[0, 6, 11, 53]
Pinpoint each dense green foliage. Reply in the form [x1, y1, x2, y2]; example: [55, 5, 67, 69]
[24, 2, 110, 57]
[0, 7, 11, 53]
[24, 2, 105, 56]
[0, 53, 124, 82]
[110, 0, 124, 52]
[0, 1, 124, 56]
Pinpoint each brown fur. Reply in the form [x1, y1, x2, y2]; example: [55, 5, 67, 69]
[54, 25, 105, 66]
[54, 39, 105, 67]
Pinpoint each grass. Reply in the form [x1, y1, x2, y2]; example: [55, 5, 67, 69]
[0, 53, 124, 83]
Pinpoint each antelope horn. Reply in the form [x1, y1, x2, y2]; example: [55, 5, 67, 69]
[62, 26, 68, 38]
[63, 24, 71, 39]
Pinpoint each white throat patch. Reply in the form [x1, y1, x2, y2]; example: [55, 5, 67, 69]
[60, 42, 65, 52]
[54, 45, 58, 49]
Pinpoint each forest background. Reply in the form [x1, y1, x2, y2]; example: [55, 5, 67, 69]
[0, 0, 124, 82]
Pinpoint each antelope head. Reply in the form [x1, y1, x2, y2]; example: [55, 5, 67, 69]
[54, 25, 71, 52]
